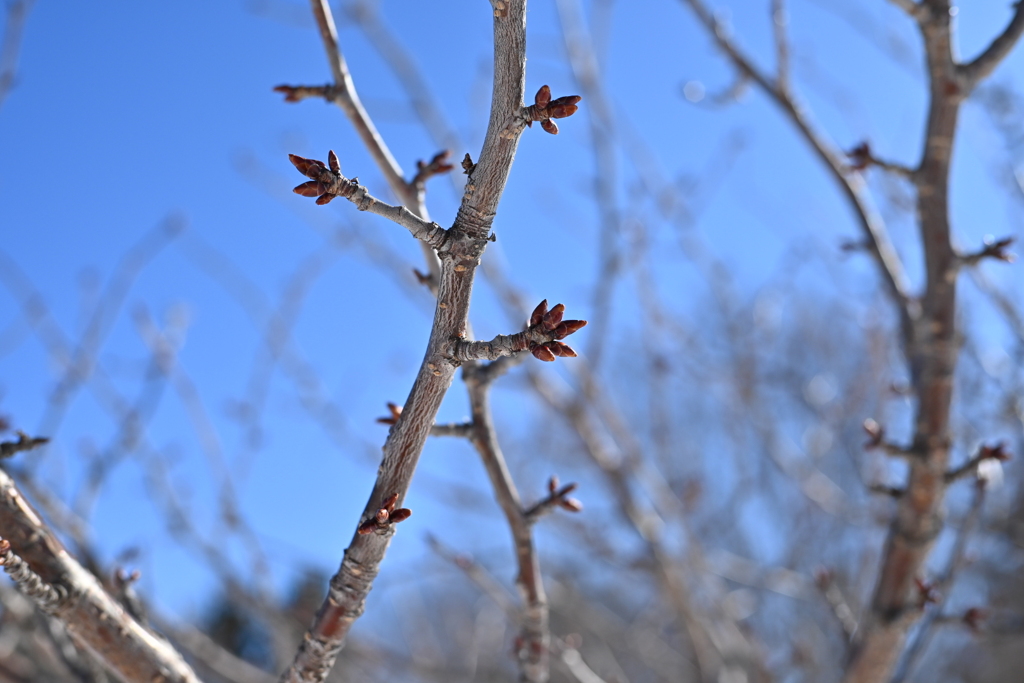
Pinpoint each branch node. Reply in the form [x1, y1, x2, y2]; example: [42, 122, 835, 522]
[357, 493, 412, 535]
[944, 442, 1011, 484]
[411, 150, 455, 189]
[524, 476, 583, 522]
[519, 86, 582, 136]
[958, 236, 1016, 267]
[847, 141, 916, 180]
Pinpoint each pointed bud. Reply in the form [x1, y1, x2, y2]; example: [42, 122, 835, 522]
[530, 300, 549, 328]
[358, 519, 377, 535]
[542, 303, 565, 330]
[382, 493, 400, 511]
[390, 508, 412, 524]
[548, 475, 559, 494]
[553, 319, 588, 339]
[328, 149, 341, 174]
[315, 193, 335, 205]
[558, 482, 578, 496]
[294, 181, 325, 197]
[541, 119, 559, 135]
[550, 342, 577, 358]
[532, 345, 556, 362]
[535, 85, 552, 108]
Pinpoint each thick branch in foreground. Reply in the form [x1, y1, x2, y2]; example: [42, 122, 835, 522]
[288, 153, 448, 248]
[0, 462, 200, 682]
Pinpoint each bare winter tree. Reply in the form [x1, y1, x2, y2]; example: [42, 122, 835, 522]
[2, 2, 1024, 683]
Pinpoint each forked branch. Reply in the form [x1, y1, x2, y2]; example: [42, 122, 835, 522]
[278, 1, 584, 681]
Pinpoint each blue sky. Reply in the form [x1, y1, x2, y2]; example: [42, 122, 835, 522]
[2, 0, 1023, 632]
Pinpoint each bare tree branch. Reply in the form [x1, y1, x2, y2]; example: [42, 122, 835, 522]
[278, 1, 583, 681]
[287, 152, 448, 247]
[958, 2, 1024, 92]
[0, 464, 201, 683]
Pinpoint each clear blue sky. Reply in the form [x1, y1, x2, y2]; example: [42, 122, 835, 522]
[1, 0, 1022, 627]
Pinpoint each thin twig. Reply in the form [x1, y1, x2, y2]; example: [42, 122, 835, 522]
[287, 153, 448, 247]
[300, 0, 442, 285]
[958, 3, 1024, 93]
[678, 0, 914, 348]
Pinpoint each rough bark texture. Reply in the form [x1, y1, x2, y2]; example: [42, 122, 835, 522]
[278, 1, 536, 681]
[0, 467, 202, 683]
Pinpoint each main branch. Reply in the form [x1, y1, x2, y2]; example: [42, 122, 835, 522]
[278, 2, 581, 681]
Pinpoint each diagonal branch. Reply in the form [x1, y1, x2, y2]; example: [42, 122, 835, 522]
[278, 2, 583, 682]
[958, 2, 1024, 93]
[290, 0, 443, 284]
[0, 447, 201, 683]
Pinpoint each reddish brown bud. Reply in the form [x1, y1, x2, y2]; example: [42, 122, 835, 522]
[553, 319, 587, 339]
[548, 475, 559, 493]
[294, 181, 326, 197]
[541, 119, 559, 135]
[549, 341, 577, 358]
[558, 482, 578, 496]
[532, 345, 556, 362]
[274, 85, 301, 102]
[328, 149, 341, 174]
[382, 493, 400, 512]
[548, 96, 581, 118]
[357, 519, 376, 535]
[560, 497, 583, 512]
[542, 303, 565, 330]
[289, 154, 326, 179]
[535, 85, 552, 108]
[315, 193, 335, 205]
[963, 607, 987, 631]
[390, 508, 412, 524]
[530, 300, 549, 328]
[375, 508, 390, 524]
